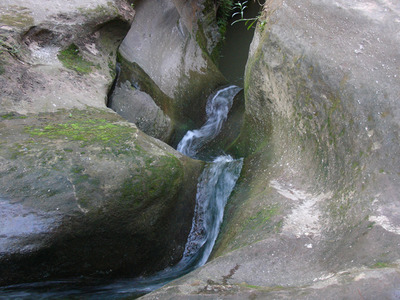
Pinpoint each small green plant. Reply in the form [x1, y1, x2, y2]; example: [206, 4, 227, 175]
[0, 38, 20, 55]
[371, 262, 390, 269]
[1, 112, 27, 120]
[57, 44, 94, 74]
[231, 0, 265, 30]
[215, 0, 235, 35]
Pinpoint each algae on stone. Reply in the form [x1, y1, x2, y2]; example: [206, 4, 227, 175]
[58, 44, 94, 74]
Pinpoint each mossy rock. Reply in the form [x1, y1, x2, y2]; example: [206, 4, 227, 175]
[0, 108, 204, 285]
[58, 44, 94, 74]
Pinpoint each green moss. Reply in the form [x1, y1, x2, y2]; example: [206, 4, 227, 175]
[1, 112, 27, 120]
[72, 174, 102, 209]
[367, 221, 375, 228]
[119, 155, 183, 208]
[196, 22, 212, 60]
[71, 165, 85, 174]
[242, 206, 279, 230]
[228, 113, 272, 158]
[371, 262, 390, 269]
[58, 44, 94, 74]
[26, 117, 136, 155]
[108, 60, 116, 77]
[0, 6, 34, 28]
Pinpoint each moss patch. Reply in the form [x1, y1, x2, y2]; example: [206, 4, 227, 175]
[26, 113, 136, 155]
[242, 206, 279, 231]
[119, 154, 183, 208]
[1, 112, 27, 120]
[371, 262, 390, 269]
[0, 6, 34, 28]
[58, 44, 94, 74]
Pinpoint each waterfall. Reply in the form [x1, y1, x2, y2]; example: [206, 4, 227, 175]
[177, 85, 242, 158]
[180, 155, 243, 268]
[176, 84, 243, 267]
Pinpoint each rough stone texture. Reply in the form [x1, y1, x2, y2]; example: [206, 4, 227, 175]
[0, 0, 204, 285]
[0, 0, 134, 114]
[118, 0, 227, 139]
[143, 0, 400, 298]
[110, 81, 174, 142]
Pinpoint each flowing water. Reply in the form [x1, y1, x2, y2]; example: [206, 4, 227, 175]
[177, 85, 242, 157]
[0, 86, 243, 299]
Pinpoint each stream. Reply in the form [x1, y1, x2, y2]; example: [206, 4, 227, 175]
[0, 86, 243, 299]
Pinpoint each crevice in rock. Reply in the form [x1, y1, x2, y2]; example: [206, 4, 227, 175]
[106, 62, 121, 107]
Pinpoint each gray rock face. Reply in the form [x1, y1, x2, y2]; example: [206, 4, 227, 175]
[118, 0, 226, 134]
[144, 0, 400, 298]
[110, 81, 173, 142]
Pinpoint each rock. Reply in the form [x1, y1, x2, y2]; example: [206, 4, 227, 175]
[0, 109, 203, 284]
[0, 0, 133, 194]
[0, 0, 133, 114]
[143, 0, 400, 298]
[110, 81, 173, 142]
[117, 0, 227, 141]
[0, 0, 205, 285]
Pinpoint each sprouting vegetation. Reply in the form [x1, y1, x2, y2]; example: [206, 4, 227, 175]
[371, 262, 390, 269]
[1, 112, 27, 120]
[215, 0, 235, 36]
[0, 38, 21, 56]
[231, 0, 266, 30]
[57, 44, 94, 74]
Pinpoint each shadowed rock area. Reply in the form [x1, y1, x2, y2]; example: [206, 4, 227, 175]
[142, 0, 400, 298]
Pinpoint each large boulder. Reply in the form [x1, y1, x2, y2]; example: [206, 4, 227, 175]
[116, 0, 228, 143]
[0, 0, 204, 285]
[143, 0, 400, 298]
[0, 109, 203, 284]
